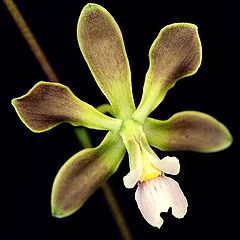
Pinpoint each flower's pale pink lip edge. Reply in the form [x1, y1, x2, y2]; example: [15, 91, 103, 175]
[135, 175, 188, 228]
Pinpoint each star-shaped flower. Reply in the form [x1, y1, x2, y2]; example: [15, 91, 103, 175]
[12, 3, 232, 228]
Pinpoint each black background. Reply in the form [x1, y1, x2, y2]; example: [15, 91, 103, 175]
[1, 0, 239, 239]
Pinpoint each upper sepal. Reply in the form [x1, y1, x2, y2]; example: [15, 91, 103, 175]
[51, 132, 125, 217]
[77, 3, 135, 119]
[12, 81, 122, 132]
[144, 111, 232, 152]
[133, 23, 202, 121]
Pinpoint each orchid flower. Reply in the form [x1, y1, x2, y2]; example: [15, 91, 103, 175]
[12, 3, 232, 228]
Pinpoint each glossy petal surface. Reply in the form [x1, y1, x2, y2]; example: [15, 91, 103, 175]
[77, 3, 135, 118]
[144, 111, 232, 152]
[12, 81, 122, 132]
[51, 132, 125, 217]
[133, 23, 202, 121]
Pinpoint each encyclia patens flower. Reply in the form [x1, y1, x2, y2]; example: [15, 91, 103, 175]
[12, 3, 232, 228]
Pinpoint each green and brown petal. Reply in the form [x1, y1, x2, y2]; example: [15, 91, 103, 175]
[10, 2, 233, 224]
[51, 132, 125, 217]
[12, 81, 122, 133]
[77, 3, 135, 119]
[144, 111, 232, 152]
[133, 23, 202, 122]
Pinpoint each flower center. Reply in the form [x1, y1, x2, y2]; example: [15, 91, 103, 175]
[119, 118, 161, 182]
[140, 146, 161, 182]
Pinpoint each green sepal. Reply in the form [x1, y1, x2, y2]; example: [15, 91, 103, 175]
[12, 81, 122, 133]
[51, 132, 125, 218]
[133, 23, 202, 122]
[144, 111, 232, 152]
[77, 3, 135, 119]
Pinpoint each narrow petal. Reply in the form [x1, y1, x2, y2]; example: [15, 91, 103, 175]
[135, 176, 187, 228]
[133, 23, 202, 121]
[123, 140, 142, 188]
[144, 111, 233, 152]
[152, 156, 180, 175]
[77, 3, 135, 119]
[123, 167, 142, 189]
[12, 81, 122, 133]
[51, 132, 125, 218]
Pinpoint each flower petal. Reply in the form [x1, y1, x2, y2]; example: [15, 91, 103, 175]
[133, 23, 202, 121]
[135, 176, 187, 228]
[77, 3, 135, 119]
[123, 140, 142, 188]
[123, 167, 142, 189]
[51, 132, 125, 218]
[152, 156, 180, 175]
[160, 176, 188, 219]
[135, 179, 165, 228]
[12, 81, 122, 133]
[144, 111, 233, 152]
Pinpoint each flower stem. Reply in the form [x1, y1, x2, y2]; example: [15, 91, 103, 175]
[3, 0, 59, 83]
[101, 183, 134, 240]
[4, 1, 133, 239]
